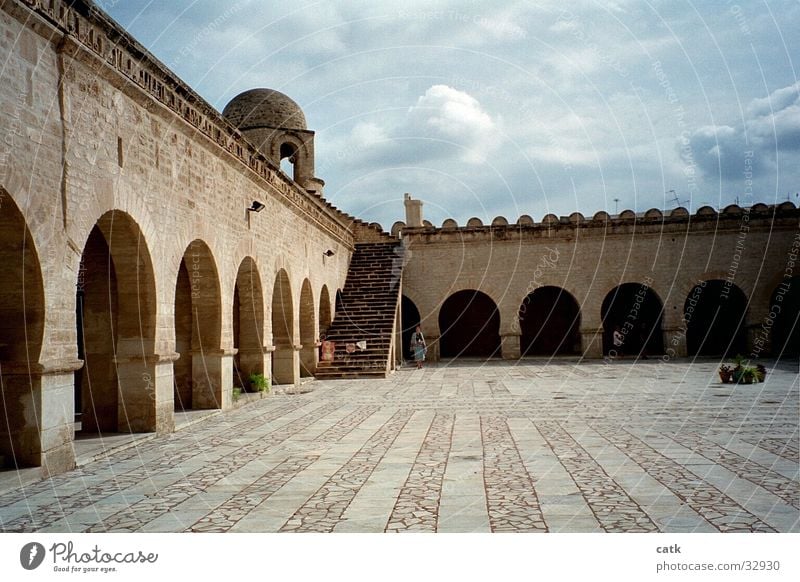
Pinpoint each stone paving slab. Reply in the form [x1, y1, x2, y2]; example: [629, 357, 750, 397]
[0, 360, 798, 533]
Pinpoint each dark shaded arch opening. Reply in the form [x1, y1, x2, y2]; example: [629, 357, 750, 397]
[319, 285, 332, 337]
[280, 142, 298, 180]
[335, 289, 343, 317]
[519, 286, 581, 356]
[299, 279, 316, 377]
[602, 283, 665, 356]
[173, 240, 222, 410]
[401, 295, 422, 360]
[439, 290, 501, 358]
[0, 193, 45, 468]
[233, 257, 264, 390]
[685, 280, 747, 356]
[76, 211, 157, 435]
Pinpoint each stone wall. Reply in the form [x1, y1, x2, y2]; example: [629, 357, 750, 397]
[0, 0, 356, 475]
[401, 205, 800, 361]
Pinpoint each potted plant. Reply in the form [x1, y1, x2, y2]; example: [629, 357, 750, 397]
[720, 355, 768, 384]
[249, 373, 270, 393]
[232, 387, 242, 402]
[718, 364, 734, 383]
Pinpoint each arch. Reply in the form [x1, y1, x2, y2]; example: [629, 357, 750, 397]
[519, 287, 581, 356]
[299, 278, 316, 377]
[401, 295, 422, 360]
[173, 239, 222, 411]
[568, 212, 584, 224]
[0, 192, 45, 467]
[391, 221, 405, 237]
[319, 284, 332, 336]
[76, 210, 158, 434]
[233, 257, 265, 390]
[601, 283, 665, 356]
[335, 288, 344, 318]
[769, 277, 799, 358]
[517, 215, 534, 226]
[279, 140, 299, 180]
[439, 290, 501, 358]
[684, 280, 747, 356]
[271, 269, 296, 384]
[0, 193, 44, 364]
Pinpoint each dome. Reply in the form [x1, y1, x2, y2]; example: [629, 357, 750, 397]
[222, 88, 307, 131]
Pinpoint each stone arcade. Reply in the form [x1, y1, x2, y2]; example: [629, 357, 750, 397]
[1, 0, 798, 478]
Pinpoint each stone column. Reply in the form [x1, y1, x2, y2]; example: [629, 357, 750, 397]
[273, 344, 300, 385]
[580, 327, 604, 358]
[115, 351, 178, 434]
[0, 359, 80, 476]
[192, 348, 233, 409]
[300, 342, 319, 377]
[747, 324, 772, 359]
[663, 327, 688, 358]
[404, 193, 423, 227]
[500, 333, 521, 360]
[237, 346, 269, 385]
[426, 335, 440, 362]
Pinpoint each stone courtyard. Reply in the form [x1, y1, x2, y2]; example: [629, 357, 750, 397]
[0, 359, 797, 534]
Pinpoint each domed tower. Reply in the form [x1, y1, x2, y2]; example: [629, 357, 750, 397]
[223, 88, 324, 195]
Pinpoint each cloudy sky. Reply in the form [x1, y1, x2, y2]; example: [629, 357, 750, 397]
[100, 0, 800, 229]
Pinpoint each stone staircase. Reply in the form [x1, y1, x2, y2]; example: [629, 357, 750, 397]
[315, 242, 403, 379]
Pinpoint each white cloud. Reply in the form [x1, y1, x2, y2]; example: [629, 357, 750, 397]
[407, 85, 500, 163]
[685, 82, 800, 180]
[103, 0, 800, 227]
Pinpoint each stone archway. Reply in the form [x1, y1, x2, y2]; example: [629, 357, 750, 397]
[769, 276, 799, 358]
[319, 284, 332, 337]
[601, 283, 665, 356]
[299, 279, 316, 377]
[76, 211, 158, 435]
[519, 286, 581, 356]
[0, 193, 45, 468]
[439, 290, 501, 358]
[272, 269, 296, 384]
[233, 257, 265, 389]
[173, 240, 222, 410]
[401, 295, 421, 360]
[335, 288, 343, 317]
[685, 280, 748, 356]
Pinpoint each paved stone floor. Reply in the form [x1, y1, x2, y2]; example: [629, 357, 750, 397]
[1, 359, 798, 533]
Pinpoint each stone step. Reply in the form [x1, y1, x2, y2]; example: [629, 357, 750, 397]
[317, 241, 402, 380]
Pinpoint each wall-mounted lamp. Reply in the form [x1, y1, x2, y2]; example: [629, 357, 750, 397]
[248, 201, 266, 213]
[323, 249, 335, 257]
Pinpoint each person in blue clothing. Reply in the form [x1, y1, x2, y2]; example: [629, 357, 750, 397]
[410, 325, 427, 369]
